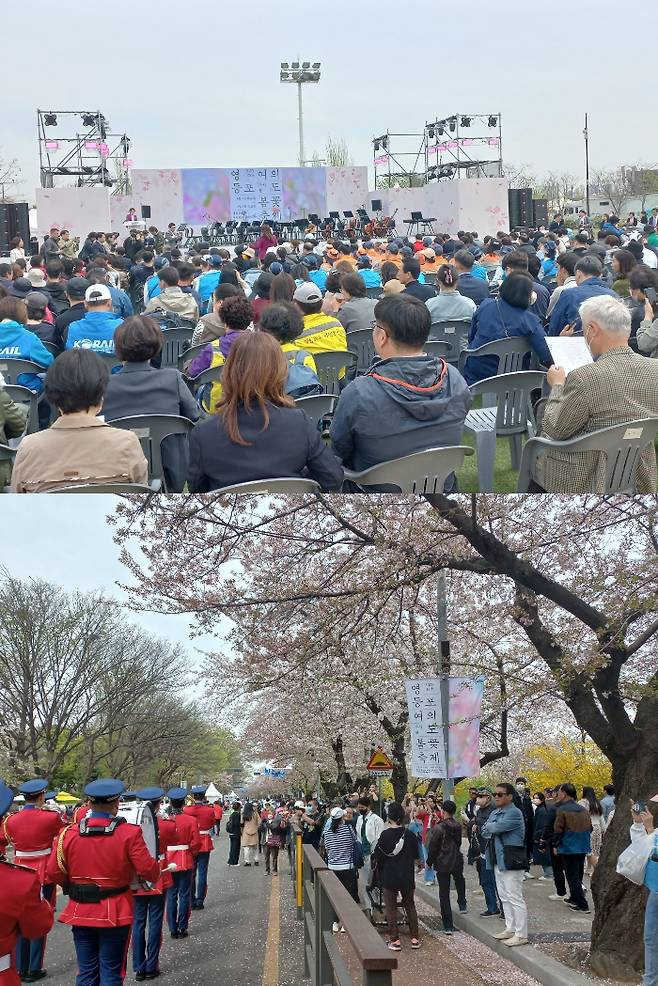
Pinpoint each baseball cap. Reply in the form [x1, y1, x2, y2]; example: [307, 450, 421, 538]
[243, 247, 256, 259]
[423, 248, 436, 260]
[25, 291, 49, 310]
[330, 807, 346, 819]
[269, 261, 283, 275]
[209, 255, 223, 268]
[293, 282, 323, 304]
[10, 278, 32, 299]
[85, 284, 112, 303]
[154, 256, 169, 270]
[67, 277, 90, 300]
[294, 800, 305, 809]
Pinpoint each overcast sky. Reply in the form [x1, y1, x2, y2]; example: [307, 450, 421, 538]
[5, 0, 658, 201]
[0, 498, 223, 671]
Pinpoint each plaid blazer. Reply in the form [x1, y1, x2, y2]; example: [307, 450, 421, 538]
[534, 346, 658, 493]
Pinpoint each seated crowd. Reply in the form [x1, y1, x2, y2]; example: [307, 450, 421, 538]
[1, 215, 658, 494]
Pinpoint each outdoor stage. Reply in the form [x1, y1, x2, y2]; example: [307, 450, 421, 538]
[35, 166, 509, 240]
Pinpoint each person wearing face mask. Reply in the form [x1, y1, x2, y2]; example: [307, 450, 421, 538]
[531, 793, 553, 880]
[514, 778, 535, 880]
[533, 294, 658, 493]
[355, 796, 385, 907]
[470, 789, 501, 916]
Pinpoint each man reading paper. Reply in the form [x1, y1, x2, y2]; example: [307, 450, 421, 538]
[531, 295, 658, 493]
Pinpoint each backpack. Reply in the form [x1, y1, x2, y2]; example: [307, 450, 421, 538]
[285, 349, 323, 399]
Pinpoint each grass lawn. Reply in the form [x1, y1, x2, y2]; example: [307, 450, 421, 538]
[456, 432, 521, 493]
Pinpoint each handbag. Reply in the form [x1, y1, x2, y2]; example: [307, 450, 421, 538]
[500, 831, 528, 870]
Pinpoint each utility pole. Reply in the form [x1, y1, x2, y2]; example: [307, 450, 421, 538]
[436, 572, 454, 800]
[583, 112, 591, 217]
[297, 81, 305, 168]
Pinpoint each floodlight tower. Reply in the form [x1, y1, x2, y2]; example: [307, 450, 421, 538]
[279, 61, 322, 166]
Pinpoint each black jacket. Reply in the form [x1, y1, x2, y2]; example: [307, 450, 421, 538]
[427, 817, 464, 873]
[457, 273, 490, 306]
[403, 280, 436, 302]
[56, 303, 86, 347]
[103, 362, 200, 492]
[43, 281, 70, 317]
[187, 404, 344, 493]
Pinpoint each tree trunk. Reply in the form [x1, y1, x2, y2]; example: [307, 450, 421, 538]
[589, 699, 658, 979]
[391, 734, 408, 803]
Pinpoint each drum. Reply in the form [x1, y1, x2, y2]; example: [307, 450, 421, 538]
[117, 803, 158, 887]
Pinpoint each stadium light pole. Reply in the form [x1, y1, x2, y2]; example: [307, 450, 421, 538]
[280, 61, 321, 166]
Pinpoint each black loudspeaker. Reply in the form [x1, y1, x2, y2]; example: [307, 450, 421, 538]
[141, 205, 151, 219]
[508, 188, 533, 229]
[371, 198, 383, 212]
[532, 198, 549, 227]
[0, 202, 30, 255]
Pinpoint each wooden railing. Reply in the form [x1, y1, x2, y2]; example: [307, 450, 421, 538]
[292, 840, 397, 986]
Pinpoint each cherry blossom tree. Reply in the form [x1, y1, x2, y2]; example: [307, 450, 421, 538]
[113, 493, 658, 977]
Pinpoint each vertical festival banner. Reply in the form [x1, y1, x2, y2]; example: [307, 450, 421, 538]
[404, 677, 484, 779]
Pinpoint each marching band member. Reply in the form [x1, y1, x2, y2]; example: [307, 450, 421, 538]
[0, 779, 64, 982]
[132, 788, 176, 982]
[0, 782, 54, 986]
[46, 779, 160, 986]
[164, 788, 201, 939]
[73, 799, 91, 825]
[184, 787, 216, 910]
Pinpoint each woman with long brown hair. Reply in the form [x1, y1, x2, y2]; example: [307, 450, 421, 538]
[187, 332, 343, 492]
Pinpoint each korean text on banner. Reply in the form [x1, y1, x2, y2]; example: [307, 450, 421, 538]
[404, 676, 485, 779]
[404, 678, 446, 778]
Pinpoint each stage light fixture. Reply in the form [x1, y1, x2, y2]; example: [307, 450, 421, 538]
[438, 126, 444, 136]
[461, 116, 471, 127]
[381, 136, 388, 150]
[292, 61, 299, 68]
[448, 117, 456, 133]
[427, 126, 435, 139]
[374, 140, 380, 151]
[122, 135, 131, 155]
[44, 113, 58, 126]
[281, 62, 289, 69]
[312, 62, 321, 69]
[82, 113, 97, 127]
[488, 115, 498, 127]
[302, 61, 310, 68]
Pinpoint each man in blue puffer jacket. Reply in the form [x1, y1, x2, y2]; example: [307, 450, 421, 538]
[64, 284, 123, 355]
[0, 296, 53, 391]
[553, 783, 592, 913]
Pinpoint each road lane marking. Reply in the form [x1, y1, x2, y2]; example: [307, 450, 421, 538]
[262, 873, 280, 986]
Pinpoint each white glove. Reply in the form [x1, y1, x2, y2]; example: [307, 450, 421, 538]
[165, 862, 178, 872]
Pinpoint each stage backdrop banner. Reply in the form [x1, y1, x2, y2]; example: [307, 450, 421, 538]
[130, 166, 368, 228]
[35, 186, 111, 240]
[405, 676, 484, 779]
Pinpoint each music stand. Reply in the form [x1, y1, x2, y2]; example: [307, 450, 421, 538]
[343, 210, 354, 219]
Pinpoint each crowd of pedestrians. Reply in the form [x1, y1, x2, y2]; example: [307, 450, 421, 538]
[2, 210, 658, 493]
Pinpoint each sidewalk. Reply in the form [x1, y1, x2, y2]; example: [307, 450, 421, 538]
[411, 851, 598, 986]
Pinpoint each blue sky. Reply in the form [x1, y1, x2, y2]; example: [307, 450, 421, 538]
[4, 0, 658, 200]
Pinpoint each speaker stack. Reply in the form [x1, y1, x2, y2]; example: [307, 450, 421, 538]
[0, 202, 30, 255]
[508, 188, 534, 229]
[532, 198, 549, 227]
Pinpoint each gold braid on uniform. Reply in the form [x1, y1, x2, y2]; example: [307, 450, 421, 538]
[56, 824, 73, 876]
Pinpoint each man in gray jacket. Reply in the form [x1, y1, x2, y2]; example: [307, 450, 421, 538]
[330, 294, 471, 487]
[481, 783, 528, 947]
[144, 266, 199, 323]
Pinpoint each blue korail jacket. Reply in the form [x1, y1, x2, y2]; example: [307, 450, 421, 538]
[65, 310, 123, 354]
[0, 319, 54, 390]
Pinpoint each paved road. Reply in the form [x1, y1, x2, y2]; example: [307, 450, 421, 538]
[42, 841, 304, 984]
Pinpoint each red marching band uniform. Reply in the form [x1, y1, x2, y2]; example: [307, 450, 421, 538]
[0, 781, 64, 981]
[183, 802, 215, 854]
[0, 782, 54, 986]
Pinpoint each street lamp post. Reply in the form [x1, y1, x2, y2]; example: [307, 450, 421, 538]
[280, 61, 321, 167]
[583, 112, 591, 217]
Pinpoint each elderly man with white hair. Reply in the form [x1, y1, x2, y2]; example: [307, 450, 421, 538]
[532, 294, 658, 493]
